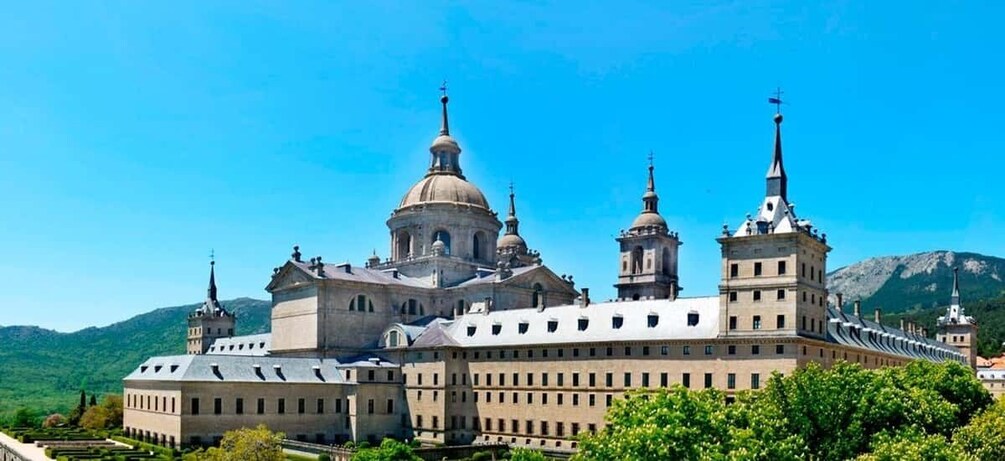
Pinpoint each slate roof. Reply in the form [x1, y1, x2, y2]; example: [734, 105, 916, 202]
[432, 296, 720, 348]
[124, 355, 349, 384]
[826, 306, 964, 362]
[206, 334, 271, 356]
[455, 266, 539, 287]
[285, 260, 430, 288]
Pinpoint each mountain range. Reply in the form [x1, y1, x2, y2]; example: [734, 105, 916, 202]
[3, 250, 1005, 419]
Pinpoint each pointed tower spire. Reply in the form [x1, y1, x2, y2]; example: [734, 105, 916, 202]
[207, 259, 218, 302]
[643, 151, 659, 214]
[505, 182, 520, 235]
[951, 267, 961, 306]
[765, 112, 788, 200]
[439, 81, 450, 136]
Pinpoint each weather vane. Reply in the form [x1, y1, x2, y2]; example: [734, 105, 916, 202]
[440, 80, 448, 97]
[647, 150, 654, 167]
[508, 180, 514, 195]
[209, 248, 215, 264]
[768, 87, 785, 114]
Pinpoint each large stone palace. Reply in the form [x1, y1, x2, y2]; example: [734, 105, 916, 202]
[123, 92, 977, 451]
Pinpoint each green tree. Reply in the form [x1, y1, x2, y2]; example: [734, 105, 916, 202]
[857, 427, 973, 461]
[12, 407, 38, 428]
[88, 394, 98, 406]
[100, 395, 124, 428]
[68, 390, 87, 426]
[351, 438, 421, 461]
[79, 405, 110, 430]
[509, 447, 548, 461]
[953, 399, 1005, 461]
[202, 424, 285, 461]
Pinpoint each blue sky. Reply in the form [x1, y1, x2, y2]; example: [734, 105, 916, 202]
[1, 1, 1002, 332]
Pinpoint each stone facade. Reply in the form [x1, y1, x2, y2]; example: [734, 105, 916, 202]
[123, 97, 973, 451]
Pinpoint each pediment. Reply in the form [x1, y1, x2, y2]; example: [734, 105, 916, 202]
[502, 265, 579, 296]
[265, 262, 316, 292]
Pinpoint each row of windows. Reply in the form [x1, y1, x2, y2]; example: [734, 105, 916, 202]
[415, 343, 790, 364]
[469, 312, 694, 337]
[126, 394, 176, 414]
[728, 261, 824, 283]
[344, 369, 397, 382]
[187, 327, 233, 336]
[408, 358, 784, 391]
[188, 397, 369, 416]
[726, 289, 826, 307]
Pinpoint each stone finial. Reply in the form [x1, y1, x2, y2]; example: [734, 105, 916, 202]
[315, 256, 325, 277]
[292, 245, 302, 262]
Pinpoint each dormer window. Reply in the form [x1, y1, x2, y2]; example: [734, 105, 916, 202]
[687, 312, 699, 327]
[612, 315, 624, 329]
[467, 325, 477, 337]
[578, 318, 589, 331]
[492, 324, 502, 335]
[547, 320, 558, 333]
[647, 313, 659, 328]
[518, 322, 529, 334]
[154, 365, 163, 373]
[140, 366, 149, 373]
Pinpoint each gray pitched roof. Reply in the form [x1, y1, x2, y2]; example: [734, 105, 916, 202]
[124, 355, 349, 384]
[206, 334, 271, 356]
[826, 306, 964, 363]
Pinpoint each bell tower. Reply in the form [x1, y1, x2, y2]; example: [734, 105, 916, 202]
[718, 108, 830, 340]
[937, 268, 979, 369]
[187, 259, 235, 355]
[615, 159, 682, 301]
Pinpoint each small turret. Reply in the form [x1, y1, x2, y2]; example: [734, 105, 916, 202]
[187, 259, 235, 355]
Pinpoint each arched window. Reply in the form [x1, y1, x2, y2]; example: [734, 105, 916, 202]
[532, 283, 544, 308]
[402, 299, 420, 316]
[388, 331, 399, 348]
[631, 246, 644, 274]
[456, 299, 466, 316]
[350, 294, 374, 312]
[432, 230, 452, 255]
[396, 230, 412, 260]
[472, 232, 484, 260]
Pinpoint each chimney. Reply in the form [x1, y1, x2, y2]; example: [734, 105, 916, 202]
[900, 318, 905, 331]
[874, 308, 882, 323]
[836, 293, 844, 311]
[368, 357, 381, 366]
[581, 288, 590, 308]
[343, 262, 352, 274]
[853, 300, 861, 317]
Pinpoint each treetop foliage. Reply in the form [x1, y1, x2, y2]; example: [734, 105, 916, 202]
[575, 361, 995, 461]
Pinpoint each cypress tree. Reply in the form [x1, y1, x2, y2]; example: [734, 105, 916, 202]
[89, 394, 97, 406]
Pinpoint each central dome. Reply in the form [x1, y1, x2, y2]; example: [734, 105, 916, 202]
[398, 174, 490, 210]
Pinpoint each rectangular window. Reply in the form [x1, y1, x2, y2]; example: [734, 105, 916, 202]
[574, 373, 581, 387]
[214, 398, 222, 415]
[624, 346, 632, 356]
[729, 291, 737, 302]
[557, 373, 564, 386]
[682, 373, 691, 388]
[277, 398, 286, 415]
[588, 394, 595, 407]
[727, 373, 736, 390]
[386, 399, 394, 414]
[368, 370, 375, 381]
[730, 263, 738, 277]
[704, 345, 713, 355]
[728, 345, 736, 355]
[776, 344, 785, 354]
[777, 289, 786, 300]
[433, 416, 439, 429]
[777, 315, 786, 329]
[778, 261, 787, 275]
[642, 372, 650, 387]
[754, 262, 762, 276]
[753, 290, 762, 302]
[704, 373, 713, 389]
[557, 393, 563, 405]
[367, 399, 374, 414]
[192, 398, 200, 415]
[527, 393, 533, 404]
[660, 372, 668, 387]
[298, 398, 305, 414]
[235, 398, 244, 415]
[643, 346, 650, 356]
[605, 373, 613, 387]
[624, 372, 632, 387]
[752, 345, 760, 355]
[683, 345, 691, 355]
[573, 394, 580, 406]
[802, 263, 806, 277]
[336, 399, 342, 413]
[729, 316, 737, 330]
[526, 420, 534, 435]
[317, 399, 325, 414]
[753, 315, 761, 330]
[587, 373, 594, 387]
[751, 373, 761, 390]
[527, 373, 534, 386]
[661, 345, 669, 355]
[257, 398, 265, 415]
[513, 373, 519, 386]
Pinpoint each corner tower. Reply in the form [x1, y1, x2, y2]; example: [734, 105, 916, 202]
[717, 109, 830, 340]
[385, 90, 503, 285]
[937, 268, 979, 369]
[615, 159, 682, 301]
[187, 260, 235, 354]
